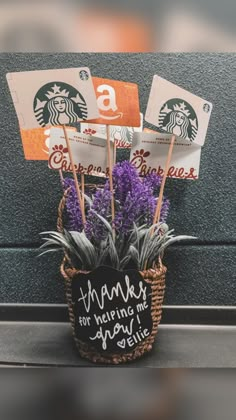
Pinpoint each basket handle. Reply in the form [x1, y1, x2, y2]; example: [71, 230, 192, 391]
[157, 256, 163, 270]
[152, 256, 163, 271]
[57, 188, 70, 233]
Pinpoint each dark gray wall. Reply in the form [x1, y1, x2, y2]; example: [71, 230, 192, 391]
[0, 53, 235, 305]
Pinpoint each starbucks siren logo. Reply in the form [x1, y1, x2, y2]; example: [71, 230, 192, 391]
[158, 99, 198, 142]
[79, 70, 89, 81]
[110, 126, 134, 147]
[33, 82, 88, 127]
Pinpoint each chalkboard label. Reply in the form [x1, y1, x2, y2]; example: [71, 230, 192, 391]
[71, 266, 153, 354]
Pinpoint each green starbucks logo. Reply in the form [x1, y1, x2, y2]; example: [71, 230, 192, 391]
[203, 103, 211, 113]
[79, 70, 89, 81]
[33, 82, 88, 127]
[158, 99, 198, 142]
[110, 126, 134, 147]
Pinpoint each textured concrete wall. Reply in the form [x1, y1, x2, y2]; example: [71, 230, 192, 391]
[0, 53, 235, 304]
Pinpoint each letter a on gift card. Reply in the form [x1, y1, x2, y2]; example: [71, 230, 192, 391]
[145, 76, 213, 146]
[88, 77, 141, 127]
[6, 67, 99, 160]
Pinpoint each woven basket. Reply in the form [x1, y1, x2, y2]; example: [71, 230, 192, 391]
[57, 190, 167, 365]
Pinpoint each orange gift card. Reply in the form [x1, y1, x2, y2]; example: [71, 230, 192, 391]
[20, 128, 49, 160]
[20, 126, 76, 160]
[88, 78, 140, 127]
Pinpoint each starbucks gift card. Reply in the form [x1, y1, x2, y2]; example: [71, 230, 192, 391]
[80, 113, 143, 148]
[130, 132, 202, 180]
[48, 127, 113, 177]
[6, 67, 99, 160]
[88, 77, 141, 127]
[145, 76, 213, 146]
[6, 67, 99, 129]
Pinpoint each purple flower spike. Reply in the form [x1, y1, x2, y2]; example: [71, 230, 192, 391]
[62, 162, 170, 241]
[113, 161, 140, 206]
[85, 182, 112, 242]
[63, 177, 84, 232]
[143, 173, 162, 190]
[112, 161, 170, 234]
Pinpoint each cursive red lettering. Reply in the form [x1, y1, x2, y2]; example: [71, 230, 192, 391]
[156, 166, 164, 176]
[61, 161, 72, 172]
[140, 164, 147, 176]
[138, 164, 197, 180]
[185, 167, 198, 180]
[77, 163, 84, 174]
[167, 166, 175, 177]
[87, 164, 93, 175]
[48, 150, 63, 170]
[178, 167, 185, 178]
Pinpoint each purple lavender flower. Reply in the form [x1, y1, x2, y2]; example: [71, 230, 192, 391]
[142, 173, 170, 223]
[143, 173, 162, 190]
[63, 178, 84, 232]
[85, 182, 112, 242]
[63, 177, 74, 191]
[160, 198, 170, 223]
[113, 161, 140, 206]
[62, 163, 170, 241]
[112, 162, 170, 234]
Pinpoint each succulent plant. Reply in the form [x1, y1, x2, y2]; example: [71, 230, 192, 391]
[40, 215, 196, 271]
[40, 161, 196, 271]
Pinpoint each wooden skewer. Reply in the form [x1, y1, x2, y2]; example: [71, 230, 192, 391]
[47, 127, 64, 190]
[113, 140, 117, 165]
[144, 134, 176, 271]
[106, 125, 116, 239]
[152, 134, 176, 227]
[81, 173, 85, 210]
[62, 125, 86, 226]
[59, 169, 64, 189]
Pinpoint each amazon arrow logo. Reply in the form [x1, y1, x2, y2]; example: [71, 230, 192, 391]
[98, 111, 124, 121]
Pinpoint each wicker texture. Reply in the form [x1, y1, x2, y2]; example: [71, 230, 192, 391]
[58, 189, 167, 365]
